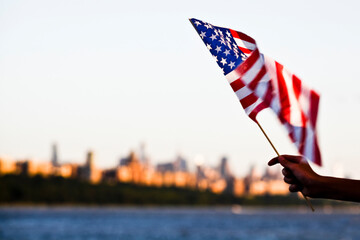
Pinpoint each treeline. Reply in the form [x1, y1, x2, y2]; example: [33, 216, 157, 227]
[0, 174, 345, 206]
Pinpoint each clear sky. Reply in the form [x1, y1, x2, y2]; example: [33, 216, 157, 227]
[1, 0, 360, 178]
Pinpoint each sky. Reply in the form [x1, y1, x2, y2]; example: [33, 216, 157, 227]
[1, 0, 360, 178]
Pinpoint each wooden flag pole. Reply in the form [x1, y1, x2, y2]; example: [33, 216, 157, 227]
[256, 121, 315, 212]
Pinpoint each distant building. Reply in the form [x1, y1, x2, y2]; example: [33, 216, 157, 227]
[0, 157, 17, 175]
[244, 165, 289, 196]
[156, 155, 189, 173]
[51, 143, 59, 167]
[155, 155, 193, 188]
[262, 167, 282, 181]
[156, 162, 174, 173]
[195, 163, 228, 193]
[219, 157, 232, 179]
[102, 168, 118, 183]
[78, 151, 101, 183]
[217, 156, 237, 194]
[15, 160, 53, 177]
[174, 155, 188, 172]
[118, 151, 144, 184]
[30, 161, 53, 176]
[233, 178, 245, 197]
[16, 160, 30, 175]
[138, 143, 150, 168]
[57, 163, 79, 178]
[266, 180, 289, 195]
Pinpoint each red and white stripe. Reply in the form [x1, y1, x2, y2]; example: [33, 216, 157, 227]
[224, 29, 321, 165]
[225, 30, 273, 122]
[230, 29, 256, 56]
[264, 56, 321, 165]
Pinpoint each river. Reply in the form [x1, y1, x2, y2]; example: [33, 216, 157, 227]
[1, 206, 360, 240]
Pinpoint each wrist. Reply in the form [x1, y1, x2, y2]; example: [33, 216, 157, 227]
[310, 175, 340, 199]
[306, 174, 327, 198]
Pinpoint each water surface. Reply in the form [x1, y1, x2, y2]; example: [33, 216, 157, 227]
[1, 206, 360, 240]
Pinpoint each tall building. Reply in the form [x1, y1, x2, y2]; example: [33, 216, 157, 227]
[78, 150, 101, 183]
[51, 143, 59, 166]
[219, 156, 232, 179]
[138, 143, 150, 167]
[117, 151, 144, 184]
[156, 155, 188, 173]
[86, 151, 94, 169]
[156, 162, 174, 172]
[174, 155, 188, 172]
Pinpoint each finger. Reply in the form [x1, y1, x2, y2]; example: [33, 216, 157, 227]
[283, 176, 297, 184]
[277, 156, 301, 170]
[282, 168, 293, 178]
[289, 184, 303, 192]
[281, 155, 303, 164]
[268, 157, 279, 166]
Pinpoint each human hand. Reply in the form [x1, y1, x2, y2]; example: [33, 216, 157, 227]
[268, 155, 323, 197]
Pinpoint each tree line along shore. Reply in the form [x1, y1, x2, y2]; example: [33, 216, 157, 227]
[0, 174, 351, 207]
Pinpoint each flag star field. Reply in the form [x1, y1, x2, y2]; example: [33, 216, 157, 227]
[191, 18, 247, 75]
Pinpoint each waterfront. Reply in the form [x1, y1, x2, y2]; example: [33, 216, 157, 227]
[1, 207, 360, 240]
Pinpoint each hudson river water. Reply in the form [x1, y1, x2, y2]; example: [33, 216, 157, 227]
[1, 206, 360, 240]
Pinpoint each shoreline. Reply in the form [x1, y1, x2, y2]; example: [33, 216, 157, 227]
[1, 204, 360, 214]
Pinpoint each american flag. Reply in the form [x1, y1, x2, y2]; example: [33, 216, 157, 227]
[190, 18, 321, 166]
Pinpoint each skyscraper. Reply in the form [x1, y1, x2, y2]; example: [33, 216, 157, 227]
[78, 150, 96, 182]
[138, 143, 150, 168]
[219, 157, 232, 179]
[86, 151, 94, 169]
[51, 143, 58, 166]
[174, 155, 188, 172]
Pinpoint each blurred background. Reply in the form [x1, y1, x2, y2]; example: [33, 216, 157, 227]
[1, 0, 360, 239]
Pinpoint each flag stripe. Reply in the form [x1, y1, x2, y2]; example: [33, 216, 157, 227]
[313, 134, 322, 166]
[226, 52, 260, 84]
[229, 49, 260, 84]
[244, 98, 263, 117]
[263, 55, 321, 165]
[248, 65, 267, 91]
[253, 71, 272, 101]
[240, 93, 258, 109]
[299, 125, 307, 154]
[234, 39, 256, 51]
[235, 86, 252, 101]
[310, 90, 320, 128]
[238, 47, 252, 54]
[230, 79, 245, 92]
[292, 75, 302, 100]
[249, 101, 268, 121]
[230, 29, 256, 44]
[275, 62, 292, 123]
[240, 57, 264, 86]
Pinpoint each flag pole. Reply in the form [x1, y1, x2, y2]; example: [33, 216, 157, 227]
[256, 121, 315, 212]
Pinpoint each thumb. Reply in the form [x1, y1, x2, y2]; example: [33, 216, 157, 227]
[278, 155, 296, 169]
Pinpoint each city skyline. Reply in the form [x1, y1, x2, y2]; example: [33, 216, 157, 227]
[0, 142, 285, 179]
[0, 142, 289, 197]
